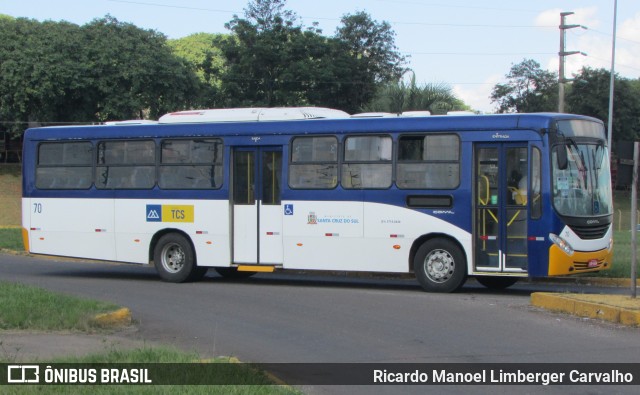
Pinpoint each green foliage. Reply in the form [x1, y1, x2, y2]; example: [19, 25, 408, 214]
[0, 2, 453, 136]
[217, 0, 408, 113]
[218, 3, 311, 107]
[490, 59, 558, 113]
[0, 15, 202, 136]
[168, 33, 231, 107]
[566, 67, 640, 142]
[491, 60, 640, 144]
[335, 11, 406, 84]
[83, 16, 202, 121]
[364, 74, 468, 114]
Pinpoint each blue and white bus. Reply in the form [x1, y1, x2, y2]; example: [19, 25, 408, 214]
[21, 107, 614, 292]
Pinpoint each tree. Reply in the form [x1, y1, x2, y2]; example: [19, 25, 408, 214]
[335, 11, 406, 84]
[0, 16, 203, 137]
[363, 74, 469, 115]
[168, 33, 231, 107]
[217, 0, 407, 113]
[82, 16, 202, 120]
[218, 0, 311, 107]
[566, 67, 640, 141]
[0, 17, 89, 136]
[490, 59, 558, 113]
[334, 11, 407, 112]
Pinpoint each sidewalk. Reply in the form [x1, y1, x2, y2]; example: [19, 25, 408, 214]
[531, 292, 640, 327]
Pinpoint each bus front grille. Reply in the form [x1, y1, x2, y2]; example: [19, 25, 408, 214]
[568, 224, 610, 240]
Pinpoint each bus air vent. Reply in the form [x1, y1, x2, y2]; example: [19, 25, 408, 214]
[568, 223, 610, 240]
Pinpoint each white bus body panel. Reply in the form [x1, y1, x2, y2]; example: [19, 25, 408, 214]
[259, 204, 284, 264]
[25, 198, 116, 260]
[233, 203, 258, 263]
[23, 197, 471, 274]
[282, 201, 472, 273]
[24, 198, 231, 267]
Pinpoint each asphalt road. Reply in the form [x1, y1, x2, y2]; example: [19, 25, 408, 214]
[1, 253, 639, 394]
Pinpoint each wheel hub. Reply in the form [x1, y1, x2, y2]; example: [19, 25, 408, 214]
[161, 243, 185, 273]
[424, 249, 454, 283]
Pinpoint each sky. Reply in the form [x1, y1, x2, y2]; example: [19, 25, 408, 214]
[1, 0, 639, 113]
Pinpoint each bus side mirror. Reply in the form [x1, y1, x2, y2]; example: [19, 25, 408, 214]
[557, 146, 568, 170]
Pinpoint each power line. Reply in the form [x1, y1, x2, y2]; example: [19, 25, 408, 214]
[371, 0, 543, 14]
[107, 0, 556, 29]
[405, 52, 555, 56]
[588, 28, 640, 46]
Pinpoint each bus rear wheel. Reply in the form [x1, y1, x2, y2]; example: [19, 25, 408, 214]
[414, 238, 466, 293]
[153, 233, 206, 282]
[475, 276, 519, 290]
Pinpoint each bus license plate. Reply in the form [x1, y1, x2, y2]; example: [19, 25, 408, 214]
[588, 259, 599, 268]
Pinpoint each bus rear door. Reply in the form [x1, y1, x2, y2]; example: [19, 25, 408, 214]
[232, 147, 283, 265]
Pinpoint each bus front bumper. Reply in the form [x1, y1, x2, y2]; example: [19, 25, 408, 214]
[548, 244, 613, 276]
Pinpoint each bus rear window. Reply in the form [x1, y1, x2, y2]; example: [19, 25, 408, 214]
[36, 142, 93, 189]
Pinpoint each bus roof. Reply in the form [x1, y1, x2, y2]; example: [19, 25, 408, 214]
[24, 111, 604, 142]
[158, 107, 350, 123]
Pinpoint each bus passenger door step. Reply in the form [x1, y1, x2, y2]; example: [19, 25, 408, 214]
[237, 265, 276, 272]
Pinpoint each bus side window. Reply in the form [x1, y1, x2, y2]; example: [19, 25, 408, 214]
[36, 142, 93, 190]
[159, 139, 223, 189]
[531, 147, 542, 218]
[397, 134, 460, 189]
[289, 136, 338, 189]
[341, 135, 392, 189]
[96, 140, 155, 189]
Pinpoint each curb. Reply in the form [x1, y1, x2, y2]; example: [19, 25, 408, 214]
[531, 292, 640, 327]
[90, 307, 132, 328]
[530, 277, 633, 287]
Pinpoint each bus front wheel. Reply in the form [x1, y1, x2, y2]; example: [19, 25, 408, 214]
[215, 267, 256, 279]
[153, 233, 207, 283]
[414, 238, 467, 293]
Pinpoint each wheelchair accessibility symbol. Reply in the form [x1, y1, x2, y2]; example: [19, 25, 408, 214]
[284, 204, 294, 215]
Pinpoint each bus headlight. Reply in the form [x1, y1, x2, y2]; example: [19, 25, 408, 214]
[549, 233, 574, 256]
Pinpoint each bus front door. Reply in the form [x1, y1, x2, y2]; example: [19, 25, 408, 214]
[232, 147, 283, 265]
[474, 144, 528, 273]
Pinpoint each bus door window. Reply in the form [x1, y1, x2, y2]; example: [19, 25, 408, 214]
[475, 145, 528, 272]
[504, 147, 528, 270]
[476, 148, 499, 268]
[262, 151, 282, 205]
[233, 151, 255, 205]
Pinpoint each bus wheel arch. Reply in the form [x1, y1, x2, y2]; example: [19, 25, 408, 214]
[411, 235, 467, 293]
[150, 230, 207, 282]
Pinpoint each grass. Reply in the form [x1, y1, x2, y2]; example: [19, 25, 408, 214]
[0, 228, 24, 250]
[0, 164, 21, 226]
[0, 282, 296, 392]
[0, 347, 300, 394]
[0, 281, 120, 331]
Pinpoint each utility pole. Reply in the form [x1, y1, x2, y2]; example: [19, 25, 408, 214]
[558, 12, 586, 113]
[607, 0, 618, 150]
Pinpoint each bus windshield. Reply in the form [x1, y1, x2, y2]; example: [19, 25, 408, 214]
[552, 141, 612, 217]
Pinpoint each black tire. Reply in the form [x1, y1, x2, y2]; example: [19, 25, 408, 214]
[475, 276, 519, 290]
[414, 238, 467, 293]
[153, 233, 205, 283]
[214, 267, 256, 279]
